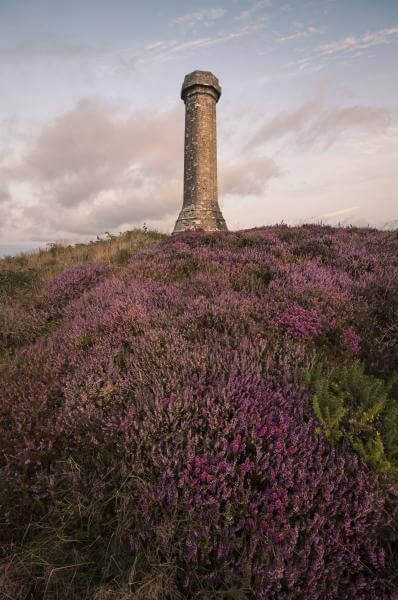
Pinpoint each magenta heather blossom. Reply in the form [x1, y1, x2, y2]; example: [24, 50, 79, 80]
[270, 305, 323, 340]
[341, 326, 362, 354]
[42, 261, 113, 314]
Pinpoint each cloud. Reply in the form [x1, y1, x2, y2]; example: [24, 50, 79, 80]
[317, 206, 360, 219]
[1, 98, 280, 241]
[145, 23, 264, 62]
[0, 182, 15, 234]
[246, 99, 322, 148]
[221, 155, 280, 196]
[9, 100, 183, 183]
[298, 105, 391, 149]
[1, 100, 185, 240]
[288, 27, 398, 75]
[4, 95, 393, 242]
[0, 182, 10, 204]
[317, 27, 398, 56]
[278, 26, 324, 42]
[238, 0, 272, 19]
[173, 8, 227, 28]
[246, 99, 392, 150]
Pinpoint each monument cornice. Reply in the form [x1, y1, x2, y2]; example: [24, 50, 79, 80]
[181, 70, 222, 103]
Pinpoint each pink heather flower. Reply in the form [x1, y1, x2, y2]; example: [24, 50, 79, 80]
[341, 327, 361, 354]
[271, 305, 322, 340]
[231, 435, 241, 454]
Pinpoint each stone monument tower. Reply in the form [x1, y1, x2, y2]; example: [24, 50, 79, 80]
[173, 70, 227, 233]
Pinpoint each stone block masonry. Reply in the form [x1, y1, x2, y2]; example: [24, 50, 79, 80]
[173, 70, 228, 233]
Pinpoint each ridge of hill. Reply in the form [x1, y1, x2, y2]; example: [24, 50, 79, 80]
[0, 228, 167, 302]
[0, 224, 397, 599]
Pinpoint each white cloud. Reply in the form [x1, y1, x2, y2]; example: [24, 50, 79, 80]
[224, 150, 398, 230]
[246, 99, 322, 147]
[0, 98, 280, 241]
[298, 105, 391, 150]
[317, 206, 360, 219]
[144, 41, 165, 51]
[221, 155, 280, 196]
[278, 26, 324, 42]
[317, 27, 398, 55]
[145, 23, 264, 62]
[0, 182, 10, 203]
[173, 8, 227, 28]
[287, 26, 398, 75]
[246, 99, 392, 150]
[238, 0, 272, 19]
[0, 100, 184, 240]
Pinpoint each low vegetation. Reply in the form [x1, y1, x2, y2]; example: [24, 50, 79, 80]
[0, 224, 397, 598]
[0, 228, 166, 301]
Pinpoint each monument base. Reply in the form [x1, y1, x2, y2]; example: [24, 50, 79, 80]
[173, 204, 228, 234]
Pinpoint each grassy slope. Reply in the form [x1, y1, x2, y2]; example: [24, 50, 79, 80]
[0, 225, 397, 599]
[0, 229, 167, 359]
[0, 229, 167, 302]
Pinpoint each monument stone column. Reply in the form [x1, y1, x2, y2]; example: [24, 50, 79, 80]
[173, 70, 227, 233]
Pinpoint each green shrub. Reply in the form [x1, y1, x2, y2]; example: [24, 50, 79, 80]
[302, 360, 398, 478]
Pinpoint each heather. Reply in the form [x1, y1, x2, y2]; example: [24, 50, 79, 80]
[0, 228, 166, 303]
[0, 225, 397, 598]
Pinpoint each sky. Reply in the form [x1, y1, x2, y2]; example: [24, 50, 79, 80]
[1, 0, 397, 247]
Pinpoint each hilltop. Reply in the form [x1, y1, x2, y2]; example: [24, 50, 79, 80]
[0, 225, 397, 599]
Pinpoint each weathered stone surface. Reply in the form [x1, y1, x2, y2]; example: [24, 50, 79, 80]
[173, 70, 227, 233]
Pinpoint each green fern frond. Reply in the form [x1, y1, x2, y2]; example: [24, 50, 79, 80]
[306, 359, 398, 478]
